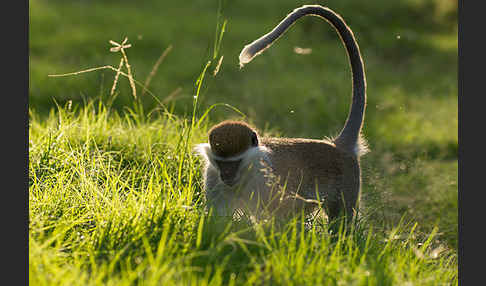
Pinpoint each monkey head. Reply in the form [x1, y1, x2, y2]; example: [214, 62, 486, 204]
[208, 120, 259, 157]
[205, 121, 258, 186]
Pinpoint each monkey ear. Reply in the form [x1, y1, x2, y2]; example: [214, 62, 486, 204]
[251, 131, 259, 146]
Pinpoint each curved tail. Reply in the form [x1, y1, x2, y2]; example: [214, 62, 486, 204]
[239, 5, 367, 157]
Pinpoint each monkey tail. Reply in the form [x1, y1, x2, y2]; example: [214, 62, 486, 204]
[239, 5, 367, 157]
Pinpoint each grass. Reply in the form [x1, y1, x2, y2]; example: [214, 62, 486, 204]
[29, 0, 458, 284]
[29, 100, 457, 285]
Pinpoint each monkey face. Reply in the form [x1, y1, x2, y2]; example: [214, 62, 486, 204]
[215, 159, 242, 186]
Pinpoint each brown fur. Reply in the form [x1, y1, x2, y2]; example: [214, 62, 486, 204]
[259, 137, 361, 219]
[197, 121, 362, 221]
[208, 121, 255, 158]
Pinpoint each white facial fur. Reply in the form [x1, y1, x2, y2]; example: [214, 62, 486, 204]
[195, 143, 272, 215]
[195, 143, 271, 175]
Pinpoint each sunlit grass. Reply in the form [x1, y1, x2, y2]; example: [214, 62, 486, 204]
[29, 98, 457, 285]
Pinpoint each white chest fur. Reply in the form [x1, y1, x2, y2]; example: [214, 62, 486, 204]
[195, 143, 273, 215]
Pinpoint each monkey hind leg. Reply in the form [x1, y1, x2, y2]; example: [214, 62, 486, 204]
[325, 194, 359, 230]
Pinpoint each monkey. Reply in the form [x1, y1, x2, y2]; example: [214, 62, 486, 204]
[195, 5, 368, 223]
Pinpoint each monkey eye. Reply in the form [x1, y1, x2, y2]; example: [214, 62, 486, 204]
[251, 132, 258, 146]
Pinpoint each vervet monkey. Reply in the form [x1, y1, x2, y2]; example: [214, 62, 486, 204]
[195, 5, 368, 222]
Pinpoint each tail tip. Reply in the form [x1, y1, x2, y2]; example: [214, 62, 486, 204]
[238, 46, 254, 69]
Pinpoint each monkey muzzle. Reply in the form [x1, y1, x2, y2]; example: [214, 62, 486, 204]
[215, 159, 242, 186]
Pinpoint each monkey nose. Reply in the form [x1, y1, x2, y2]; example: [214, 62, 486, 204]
[221, 177, 236, 186]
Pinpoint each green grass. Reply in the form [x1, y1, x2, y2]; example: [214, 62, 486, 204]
[29, 100, 457, 285]
[29, 0, 458, 284]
